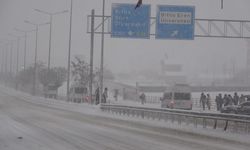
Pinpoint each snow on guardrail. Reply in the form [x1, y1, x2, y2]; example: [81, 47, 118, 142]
[100, 104, 250, 134]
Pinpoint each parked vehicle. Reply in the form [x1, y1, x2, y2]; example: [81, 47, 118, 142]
[161, 84, 192, 110]
[221, 101, 250, 115]
[69, 83, 88, 103]
[43, 84, 58, 99]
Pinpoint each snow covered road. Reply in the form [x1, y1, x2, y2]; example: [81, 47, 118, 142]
[0, 90, 249, 150]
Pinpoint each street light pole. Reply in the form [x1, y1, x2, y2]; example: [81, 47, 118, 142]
[24, 20, 49, 95]
[34, 9, 68, 70]
[8, 33, 21, 76]
[14, 28, 35, 70]
[24, 32, 27, 70]
[0, 42, 10, 86]
[4, 44, 8, 86]
[9, 41, 13, 77]
[16, 38, 20, 74]
[0, 44, 4, 80]
[8, 34, 22, 90]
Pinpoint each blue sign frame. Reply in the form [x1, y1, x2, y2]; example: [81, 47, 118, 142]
[156, 5, 195, 40]
[111, 3, 151, 39]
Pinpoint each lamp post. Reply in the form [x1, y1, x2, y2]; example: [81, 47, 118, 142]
[3, 39, 14, 78]
[0, 42, 3, 73]
[24, 20, 50, 95]
[8, 33, 23, 90]
[9, 41, 13, 77]
[34, 9, 68, 70]
[4, 43, 8, 86]
[2, 43, 8, 86]
[8, 33, 22, 75]
[1, 40, 13, 86]
[14, 28, 35, 71]
[0, 43, 4, 81]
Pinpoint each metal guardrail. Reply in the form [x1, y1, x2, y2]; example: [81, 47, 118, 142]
[101, 104, 250, 134]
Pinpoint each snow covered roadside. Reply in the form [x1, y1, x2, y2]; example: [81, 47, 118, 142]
[1, 86, 249, 145]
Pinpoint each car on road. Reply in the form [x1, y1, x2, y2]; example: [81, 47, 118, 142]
[221, 101, 250, 115]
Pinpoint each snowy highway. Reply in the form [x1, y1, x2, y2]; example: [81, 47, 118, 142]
[0, 90, 249, 150]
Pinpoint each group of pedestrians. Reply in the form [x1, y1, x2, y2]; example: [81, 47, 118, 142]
[95, 87, 108, 105]
[215, 92, 246, 111]
[200, 93, 211, 110]
[200, 92, 247, 111]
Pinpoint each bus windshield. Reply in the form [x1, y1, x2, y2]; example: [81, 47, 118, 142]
[163, 92, 172, 99]
[75, 87, 87, 94]
[174, 93, 191, 100]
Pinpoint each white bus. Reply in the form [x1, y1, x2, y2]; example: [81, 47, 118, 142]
[69, 83, 88, 103]
[161, 84, 192, 110]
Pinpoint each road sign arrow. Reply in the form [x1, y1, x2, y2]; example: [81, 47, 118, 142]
[171, 30, 179, 37]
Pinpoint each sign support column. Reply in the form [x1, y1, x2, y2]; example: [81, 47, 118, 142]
[89, 9, 95, 104]
[100, 0, 105, 103]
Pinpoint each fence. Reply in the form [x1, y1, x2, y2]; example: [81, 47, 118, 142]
[101, 104, 250, 134]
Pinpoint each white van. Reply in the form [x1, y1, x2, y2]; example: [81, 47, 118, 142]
[161, 84, 192, 110]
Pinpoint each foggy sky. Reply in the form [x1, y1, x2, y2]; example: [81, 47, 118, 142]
[0, 0, 250, 79]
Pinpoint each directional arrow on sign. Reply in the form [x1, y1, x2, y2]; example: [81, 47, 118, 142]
[171, 30, 179, 37]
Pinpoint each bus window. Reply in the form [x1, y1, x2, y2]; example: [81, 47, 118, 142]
[174, 93, 191, 100]
[75, 87, 87, 94]
[163, 92, 172, 99]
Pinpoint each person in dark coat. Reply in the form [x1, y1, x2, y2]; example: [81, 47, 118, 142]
[206, 94, 211, 110]
[239, 94, 245, 104]
[218, 93, 223, 110]
[200, 93, 206, 110]
[233, 92, 239, 105]
[113, 89, 119, 101]
[223, 94, 228, 107]
[102, 87, 108, 103]
[228, 94, 233, 106]
[95, 87, 99, 105]
[140, 92, 146, 105]
[215, 95, 219, 111]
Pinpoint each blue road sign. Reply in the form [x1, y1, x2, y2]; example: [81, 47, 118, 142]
[111, 3, 151, 39]
[156, 5, 195, 40]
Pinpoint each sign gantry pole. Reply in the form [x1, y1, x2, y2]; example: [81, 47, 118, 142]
[67, 0, 73, 101]
[100, 0, 105, 103]
[89, 9, 95, 104]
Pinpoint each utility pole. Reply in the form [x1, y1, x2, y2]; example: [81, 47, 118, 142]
[67, 0, 73, 101]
